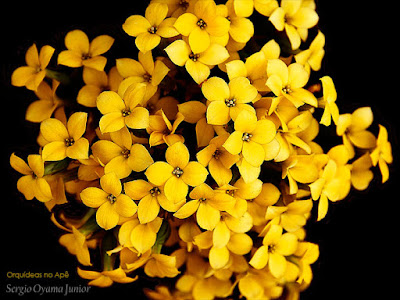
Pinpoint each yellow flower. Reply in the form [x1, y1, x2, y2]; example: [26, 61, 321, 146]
[266, 59, 317, 114]
[370, 125, 393, 183]
[91, 127, 153, 179]
[174, 183, 235, 230]
[11, 43, 55, 91]
[144, 253, 180, 278]
[10, 153, 52, 202]
[295, 30, 325, 73]
[80, 173, 138, 230]
[173, 0, 230, 53]
[350, 153, 373, 190]
[77, 67, 123, 107]
[125, 179, 184, 224]
[123, 3, 179, 53]
[40, 112, 89, 161]
[165, 39, 229, 84]
[77, 267, 137, 287]
[25, 80, 63, 123]
[202, 76, 258, 125]
[319, 76, 339, 126]
[58, 29, 114, 71]
[59, 226, 97, 266]
[147, 110, 185, 146]
[232, 0, 279, 18]
[145, 142, 208, 203]
[116, 51, 170, 101]
[96, 86, 150, 133]
[309, 146, 352, 221]
[249, 224, 298, 278]
[197, 134, 240, 186]
[269, 0, 319, 50]
[336, 107, 376, 158]
[118, 217, 163, 254]
[223, 110, 276, 167]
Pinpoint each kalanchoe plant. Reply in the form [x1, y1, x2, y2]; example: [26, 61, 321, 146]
[9, 0, 393, 299]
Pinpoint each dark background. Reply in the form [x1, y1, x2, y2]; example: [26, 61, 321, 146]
[1, 1, 399, 299]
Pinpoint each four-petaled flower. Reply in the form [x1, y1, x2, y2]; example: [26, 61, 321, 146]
[58, 29, 114, 71]
[80, 172, 138, 230]
[40, 112, 89, 161]
[145, 142, 208, 203]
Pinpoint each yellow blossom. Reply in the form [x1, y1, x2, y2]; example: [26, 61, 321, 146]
[10, 153, 52, 202]
[319, 75, 339, 126]
[223, 110, 276, 167]
[11, 43, 55, 91]
[232, 0, 279, 18]
[80, 173, 138, 230]
[145, 142, 208, 203]
[336, 107, 376, 158]
[116, 51, 170, 101]
[144, 254, 180, 278]
[77, 67, 122, 107]
[58, 29, 114, 71]
[40, 112, 89, 161]
[266, 59, 318, 113]
[96, 86, 150, 133]
[25, 80, 63, 123]
[202, 76, 258, 125]
[165, 39, 229, 84]
[174, 183, 235, 230]
[173, 0, 230, 53]
[197, 134, 239, 187]
[350, 153, 374, 191]
[249, 224, 298, 278]
[295, 30, 325, 73]
[123, 3, 179, 53]
[370, 125, 393, 183]
[91, 127, 153, 179]
[77, 267, 137, 287]
[269, 0, 319, 50]
[147, 110, 185, 146]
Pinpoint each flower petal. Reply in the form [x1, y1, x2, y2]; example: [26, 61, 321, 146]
[65, 30, 89, 54]
[96, 202, 119, 230]
[80, 187, 108, 208]
[189, 26, 210, 54]
[123, 15, 151, 36]
[202, 76, 230, 102]
[181, 162, 208, 187]
[115, 194, 137, 218]
[206, 100, 230, 125]
[145, 162, 174, 186]
[197, 202, 220, 230]
[138, 194, 160, 223]
[164, 176, 188, 202]
[165, 40, 191, 66]
[97, 91, 125, 114]
[40, 118, 69, 142]
[66, 138, 89, 160]
[166, 142, 189, 168]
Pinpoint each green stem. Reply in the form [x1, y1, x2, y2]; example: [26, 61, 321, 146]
[101, 231, 117, 271]
[45, 69, 71, 85]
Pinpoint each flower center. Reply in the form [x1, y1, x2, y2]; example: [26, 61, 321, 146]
[64, 138, 75, 147]
[197, 18, 207, 29]
[122, 109, 131, 117]
[242, 132, 252, 142]
[121, 148, 130, 158]
[148, 26, 157, 34]
[82, 53, 92, 60]
[213, 149, 222, 160]
[108, 194, 117, 204]
[172, 167, 184, 178]
[282, 85, 292, 94]
[150, 187, 161, 197]
[189, 53, 200, 62]
[179, 0, 189, 10]
[268, 244, 276, 253]
[225, 98, 236, 107]
[226, 190, 235, 196]
[143, 73, 152, 83]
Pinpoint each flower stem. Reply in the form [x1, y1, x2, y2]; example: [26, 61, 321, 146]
[45, 69, 71, 85]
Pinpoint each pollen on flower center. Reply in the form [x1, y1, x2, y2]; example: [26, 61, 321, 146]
[213, 149, 222, 159]
[143, 73, 152, 83]
[148, 26, 157, 34]
[282, 85, 292, 94]
[268, 244, 276, 253]
[64, 138, 75, 146]
[82, 53, 92, 60]
[225, 98, 236, 107]
[242, 132, 252, 142]
[121, 148, 130, 158]
[179, 0, 189, 10]
[122, 109, 131, 117]
[107, 194, 117, 204]
[189, 53, 200, 62]
[150, 187, 161, 197]
[172, 167, 184, 177]
[226, 190, 235, 196]
[196, 19, 207, 29]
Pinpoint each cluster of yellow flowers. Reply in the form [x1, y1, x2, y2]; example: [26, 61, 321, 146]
[9, 0, 393, 299]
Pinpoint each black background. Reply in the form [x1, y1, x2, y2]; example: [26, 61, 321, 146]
[0, 1, 399, 299]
